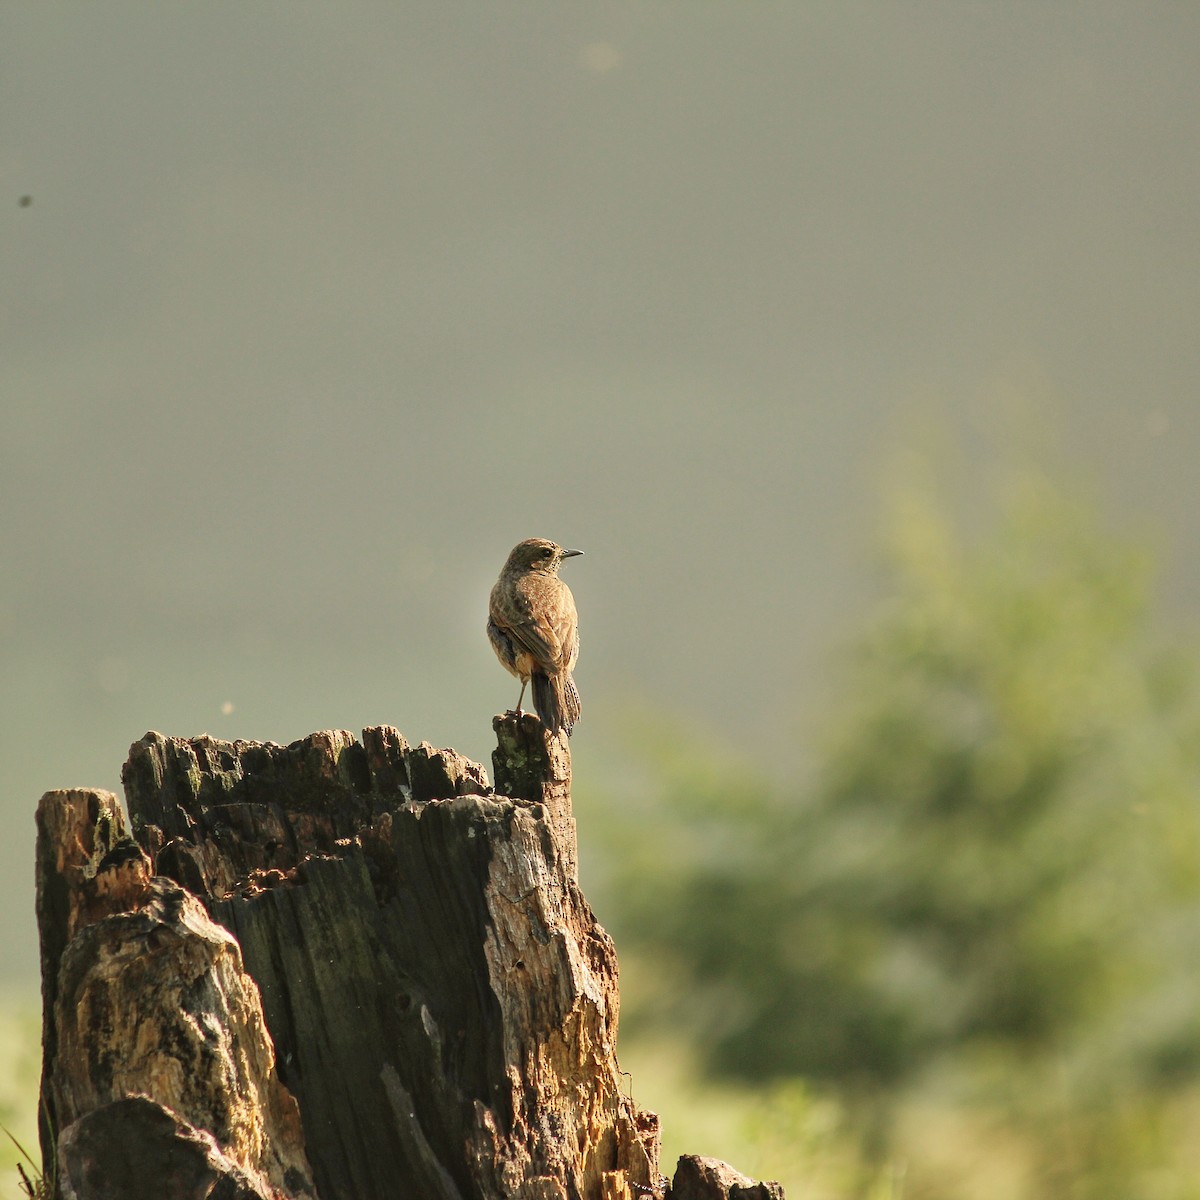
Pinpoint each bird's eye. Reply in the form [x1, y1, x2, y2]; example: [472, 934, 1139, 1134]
[541, 547, 553, 557]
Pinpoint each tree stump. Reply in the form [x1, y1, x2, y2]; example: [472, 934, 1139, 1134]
[34, 717, 784, 1200]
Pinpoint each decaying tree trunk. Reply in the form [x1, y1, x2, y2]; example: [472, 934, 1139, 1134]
[35, 717, 784, 1200]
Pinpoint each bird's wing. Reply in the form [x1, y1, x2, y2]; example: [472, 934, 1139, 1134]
[486, 617, 519, 674]
[502, 612, 562, 669]
[557, 595, 579, 674]
[507, 576, 576, 670]
[565, 616, 580, 674]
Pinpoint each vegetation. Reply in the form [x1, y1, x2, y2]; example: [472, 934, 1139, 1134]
[591, 460, 1200, 1197]
[0, 1004, 43, 1200]
[10, 455, 1200, 1198]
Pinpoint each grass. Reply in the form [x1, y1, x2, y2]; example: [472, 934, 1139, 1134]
[616, 1034, 901, 1199]
[0, 994, 42, 1200]
[10, 978, 1200, 1200]
[616, 1028, 1200, 1200]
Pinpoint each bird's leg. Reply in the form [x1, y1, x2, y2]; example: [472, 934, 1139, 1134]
[514, 679, 527, 718]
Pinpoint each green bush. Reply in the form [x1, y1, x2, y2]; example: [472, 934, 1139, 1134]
[602, 464, 1200, 1093]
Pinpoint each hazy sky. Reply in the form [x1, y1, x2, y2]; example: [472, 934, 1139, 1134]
[3, 4, 1198, 982]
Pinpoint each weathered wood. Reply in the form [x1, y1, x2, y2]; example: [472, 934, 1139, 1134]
[36, 722, 786, 1200]
[492, 712, 577, 882]
[35, 787, 127, 1168]
[57, 1094, 281, 1200]
[117, 724, 657, 1199]
[35, 789, 314, 1200]
[670, 1157, 785, 1200]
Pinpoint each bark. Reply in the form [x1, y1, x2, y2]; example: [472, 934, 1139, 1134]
[57, 1095, 287, 1200]
[669, 1157, 786, 1200]
[35, 717, 784, 1200]
[36, 790, 313, 1200]
[492, 713, 577, 882]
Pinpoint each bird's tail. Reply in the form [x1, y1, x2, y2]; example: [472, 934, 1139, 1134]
[532, 671, 581, 737]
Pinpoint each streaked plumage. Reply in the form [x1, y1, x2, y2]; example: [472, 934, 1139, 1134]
[488, 538, 582, 736]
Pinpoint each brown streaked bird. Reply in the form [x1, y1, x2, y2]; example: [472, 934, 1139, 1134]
[488, 538, 583, 736]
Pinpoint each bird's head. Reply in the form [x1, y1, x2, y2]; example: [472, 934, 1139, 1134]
[504, 538, 584, 575]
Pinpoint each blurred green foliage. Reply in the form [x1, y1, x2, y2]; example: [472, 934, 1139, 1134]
[590, 460, 1200, 1195]
[0, 1000, 42, 1200]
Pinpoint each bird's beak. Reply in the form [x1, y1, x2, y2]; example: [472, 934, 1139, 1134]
[562, 549, 584, 559]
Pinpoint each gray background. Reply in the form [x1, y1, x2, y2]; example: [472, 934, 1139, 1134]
[3, 3, 1197, 984]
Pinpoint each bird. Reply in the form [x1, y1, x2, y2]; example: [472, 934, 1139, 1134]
[488, 538, 583, 736]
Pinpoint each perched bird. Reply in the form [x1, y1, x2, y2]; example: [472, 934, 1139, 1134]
[488, 538, 583, 736]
